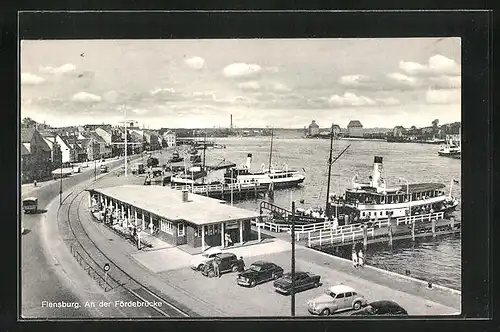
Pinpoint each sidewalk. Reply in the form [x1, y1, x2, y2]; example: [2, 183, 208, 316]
[77, 193, 460, 316]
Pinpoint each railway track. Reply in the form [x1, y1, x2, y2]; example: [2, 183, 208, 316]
[56, 165, 192, 318]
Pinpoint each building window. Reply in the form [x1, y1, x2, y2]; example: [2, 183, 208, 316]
[160, 219, 173, 234]
[177, 223, 185, 237]
[194, 226, 202, 237]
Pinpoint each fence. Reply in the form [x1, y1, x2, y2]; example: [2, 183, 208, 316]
[396, 212, 445, 225]
[307, 227, 376, 247]
[69, 244, 120, 292]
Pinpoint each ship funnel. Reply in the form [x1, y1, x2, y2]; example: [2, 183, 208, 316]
[372, 156, 383, 187]
[246, 153, 252, 169]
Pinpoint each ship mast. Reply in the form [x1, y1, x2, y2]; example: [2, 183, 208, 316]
[325, 125, 334, 215]
[268, 127, 274, 173]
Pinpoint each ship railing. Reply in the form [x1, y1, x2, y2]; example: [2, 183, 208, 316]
[396, 211, 445, 225]
[307, 227, 376, 247]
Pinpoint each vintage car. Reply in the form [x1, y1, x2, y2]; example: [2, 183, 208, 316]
[307, 285, 367, 316]
[22, 197, 38, 214]
[350, 300, 408, 316]
[201, 253, 245, 277]
[100, 165, 108, 173]
[237, 261, 284, 287]
[191, 247, 223, 271]
[273, 271, 321, 295]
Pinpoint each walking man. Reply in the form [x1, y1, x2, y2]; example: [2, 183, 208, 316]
[352, 249, 358, 268]
[213, 258, 221, 278]
[358, 249, 365, 267]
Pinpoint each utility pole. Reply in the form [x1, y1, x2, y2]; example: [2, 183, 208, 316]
[59, 165, 63, 205]
[325, 125, 334, 216]
[291, 201, 296, 317]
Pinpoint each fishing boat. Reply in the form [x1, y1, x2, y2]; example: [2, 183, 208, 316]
[224, 128, 305, 189]
[438, 129, 461, 158]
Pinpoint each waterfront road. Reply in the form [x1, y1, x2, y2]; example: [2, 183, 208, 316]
[20, 155, 156, 319]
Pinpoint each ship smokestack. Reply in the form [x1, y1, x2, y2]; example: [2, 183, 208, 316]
[372, 156, 383, 187]
[246, 153, 252, 169]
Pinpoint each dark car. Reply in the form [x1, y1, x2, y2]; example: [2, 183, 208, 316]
[273, 271, 321, 295]
[350, 300, 408, 316]
[237, 261, 284, 287]
[201, 253, 245, 278]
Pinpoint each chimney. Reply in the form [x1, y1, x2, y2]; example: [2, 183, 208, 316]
[182, 190, 189, 203]
[372, 156, 383, 187]
[246, 153, 252, 169]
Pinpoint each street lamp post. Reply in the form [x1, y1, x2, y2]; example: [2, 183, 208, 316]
[59, 164, 63, 205]
[291, 201, 296, 317]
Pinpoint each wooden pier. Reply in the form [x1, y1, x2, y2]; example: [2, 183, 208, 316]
[170, 182, 269, 200]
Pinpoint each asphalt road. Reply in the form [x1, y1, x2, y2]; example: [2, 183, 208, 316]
[21, 156, 148, 319]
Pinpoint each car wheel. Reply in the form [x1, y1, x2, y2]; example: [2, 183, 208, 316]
[273, 273, 279, 280]
[314, 281, 320, 288]
[250, 280, 256, 287]
[232, 265, 238, 272]
[353, 301, 362, 310]
[320, 308, 330, 316]
[208, 271, 215, 278]
[197, 264, 204, 271]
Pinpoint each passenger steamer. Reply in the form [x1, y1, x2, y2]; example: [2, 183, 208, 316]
[329, 156, 460, 223]
[224, 153, 305, 189]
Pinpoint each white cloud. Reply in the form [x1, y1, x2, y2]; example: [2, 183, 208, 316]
[71, 92, 102, 103]
[339, 75, 372, 87]
[21, 73, 45, 85]
[272, 82, 291, 92]
[429, 75, 461, 89]
[328, 92, 376, 107]
[400, 54, 460, 76]
[238, 81, 261, 91]
[151, 87, 176, 95]
[39, 63, 76, 74]
[425, 89, 460, 104]
[132, 109, 148, 115]
[376, 97, 401, 105]
[223, 63, 262, 78]
[387, 73, 420, 86]
[185, 56, 205, 70]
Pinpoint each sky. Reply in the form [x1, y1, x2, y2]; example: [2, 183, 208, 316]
[20, 38, 461, 129]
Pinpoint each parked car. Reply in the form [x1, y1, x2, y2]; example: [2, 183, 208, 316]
[73, 165, 81, 173]
[273, 271, 321, 295]
[201, 253, 245, 277]
[307, 285, 367, 316]
[237, 261, 284, 287]
[350, 300, 408, 316]
[100, 165, 108, 173]
[191, 248, 223, 271]
[22, 197, 38, 214]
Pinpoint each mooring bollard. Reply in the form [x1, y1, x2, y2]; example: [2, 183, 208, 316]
[388, 223, 393, 246]
[431, 218, 436, 237]
[411, 220, 415, 241]
[363, 224, 368, 249]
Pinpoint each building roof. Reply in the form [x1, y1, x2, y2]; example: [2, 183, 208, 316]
[347, 120, 363, 128]
[21, 144, 31, 156]
[90, 185, 260, 225]
[88, 131, 107, 144]
[309, 120, 319, 128]
[397, 183, 445, 194]
[21, 127, 36, 143]
[96, 127, 113, 135]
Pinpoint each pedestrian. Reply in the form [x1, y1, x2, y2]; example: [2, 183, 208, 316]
[358, 249, 365, 267]
[33, 180, 37, 187]
[240, 256, 245, 270]
[352, 249, 358, 268]
[212, 258, 220, 278]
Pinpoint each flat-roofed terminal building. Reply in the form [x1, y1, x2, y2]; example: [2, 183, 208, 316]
[87, 185, 261, 252]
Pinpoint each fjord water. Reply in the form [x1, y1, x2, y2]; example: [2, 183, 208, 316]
[202, 131, 462, 290]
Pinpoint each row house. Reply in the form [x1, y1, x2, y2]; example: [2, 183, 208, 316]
[40, 132, 63, 169]
[130, 129, 161, 151]
[21, 128, 52, 182]
[392, 126, 407, 137]
[347, 120, 364, 138]
[162, 130, 177, 147]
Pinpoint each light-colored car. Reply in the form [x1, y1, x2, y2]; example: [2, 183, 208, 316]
[73, 165, 81, 173]
[190, 247, 223, 271]
[307, 285, 367, 316]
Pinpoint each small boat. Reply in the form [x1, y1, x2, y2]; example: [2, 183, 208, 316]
[438, 144, 460, 157]
[169, 151, 184, 163]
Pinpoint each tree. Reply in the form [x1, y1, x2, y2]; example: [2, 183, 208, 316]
[431, 119, 439, 136]
[22, 117, 37, 128]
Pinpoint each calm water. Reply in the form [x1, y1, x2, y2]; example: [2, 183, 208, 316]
[176, 131, 462, 290]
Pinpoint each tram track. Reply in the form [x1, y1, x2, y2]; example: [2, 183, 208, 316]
[57, 163, 193, 318]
